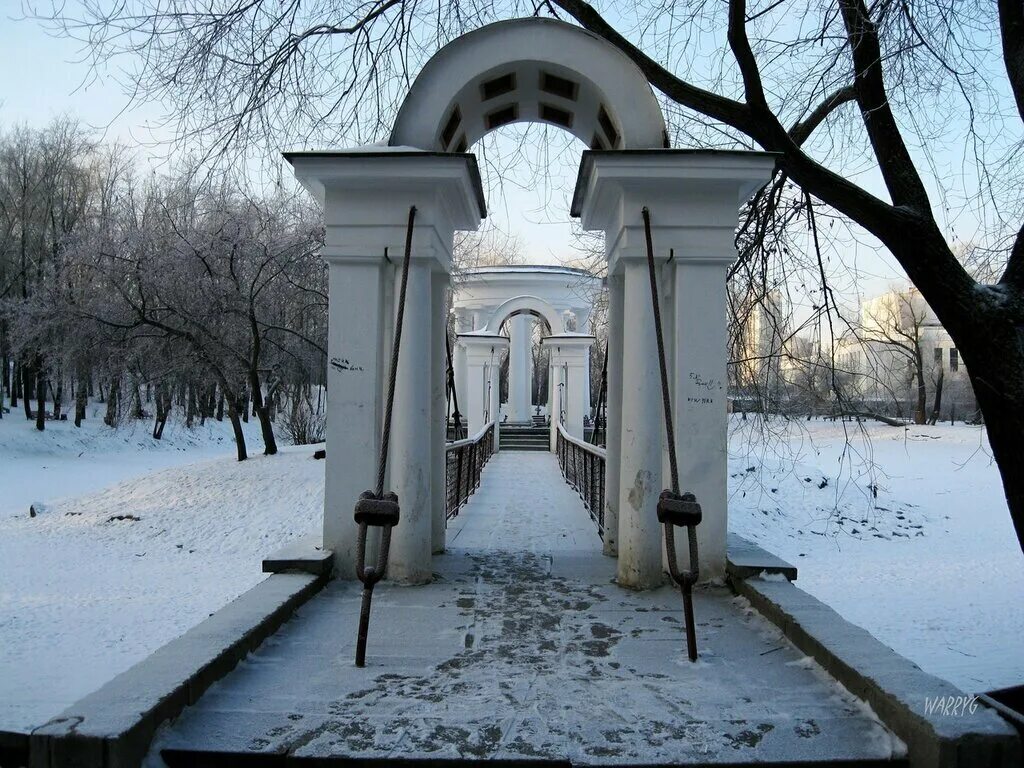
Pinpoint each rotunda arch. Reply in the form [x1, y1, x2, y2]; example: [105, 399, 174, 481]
[390, 18, 668, 152]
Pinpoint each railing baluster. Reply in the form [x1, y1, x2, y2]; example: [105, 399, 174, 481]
[553, 423, 607, 541]
[444, 421, 495, 520]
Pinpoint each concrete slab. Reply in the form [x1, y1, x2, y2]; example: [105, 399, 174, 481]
[262, 536, 334, 576]
[31, 572, 328, 768]
[727, 532, 798, 581]
[150, 453, 905, 766]
[733, 576, 1020, 767]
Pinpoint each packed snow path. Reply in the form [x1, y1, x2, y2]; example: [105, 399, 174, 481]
[150, 452, 901, 765]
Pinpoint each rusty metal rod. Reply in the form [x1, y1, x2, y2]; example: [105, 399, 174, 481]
[355, 574, 376, 668]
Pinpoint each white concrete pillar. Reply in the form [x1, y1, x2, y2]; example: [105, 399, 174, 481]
[604, 274, 624, 557]
[546, 360, 555, 421]
[430, 270, 448, 554]
[572, 149, 776, 583]
[286, 151, 484, 580]
[320, 257, 386, 578]
[458, 334, 509, 436]
[616, 260, 665, 590]
[508, 314, 531, 422]
[488, 356, 502, 448]
[542, 335, 594, 443]
[672, 255, 731, 578]
[452, 310, 471, 425]
[388, 260, 433, 584]
[576, 308, 593, 420]
[463, 356, 487, 434]
[548, 361, 562, 451]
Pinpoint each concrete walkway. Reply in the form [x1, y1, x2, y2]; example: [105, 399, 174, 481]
[149, 452, 904, 765]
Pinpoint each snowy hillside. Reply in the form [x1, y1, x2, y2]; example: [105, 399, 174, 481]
[729, 417, 1024, 695]
[1, 411, 1021, 734]
[0, 411, 323, 732]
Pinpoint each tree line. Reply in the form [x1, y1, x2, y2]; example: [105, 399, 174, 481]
[0, 120, 328, 460]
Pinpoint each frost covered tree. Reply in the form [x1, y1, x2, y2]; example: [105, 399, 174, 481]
[1, 123, 327, 458]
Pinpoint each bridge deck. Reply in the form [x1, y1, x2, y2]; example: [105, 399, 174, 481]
[151, 452, 903, 766]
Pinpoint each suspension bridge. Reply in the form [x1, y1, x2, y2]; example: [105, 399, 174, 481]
[23, 16, 1019, 768]
[151, 447, 904, 766]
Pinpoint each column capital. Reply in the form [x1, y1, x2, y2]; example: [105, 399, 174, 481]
[540, 333, 595, 364]
[286, 150, 485, 272]
[571, 149, 778, 274]
[457, 332, 510, 361]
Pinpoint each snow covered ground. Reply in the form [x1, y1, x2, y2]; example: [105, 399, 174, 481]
[0, 407, 323, 732]
[729, 416, 1024, 695]
[1, 407, 1021, 733]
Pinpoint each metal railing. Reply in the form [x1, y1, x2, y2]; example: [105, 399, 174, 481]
[445, 421, 495, 519]
[556, 422, 606, 539]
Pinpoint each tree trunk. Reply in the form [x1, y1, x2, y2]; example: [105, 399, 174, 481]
[248, 369, 278, 456]
[928, 371, 944, 426]
[130, 377, 144, 419]
[186, 383, 197, 428]
[216, 389, 224, 421]
[153, 383, 171, 439]
[9, 359, 17, 409]
[226, 396, 248, 461]
[74, 366, 88, 427]
[104, 375, 120, 427]
[34, 355, 45, 431]
[0, 320, 9, 408]
[21, 357, 34, 420]
[52, 367, 63, 421]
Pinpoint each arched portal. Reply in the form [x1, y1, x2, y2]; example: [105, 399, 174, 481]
[482, 294, 563, 335]
[287, 16, 776, 589]
[391, 19, 668, 152]
[452, 267, 600, 436]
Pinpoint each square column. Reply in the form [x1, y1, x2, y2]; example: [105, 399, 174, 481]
[457, 333, 510, 438]
[617, 261, 665, 589]
[287, 150, 484, 582]
[603, 274, 624, 557]
[452, 309, 473, 425]
[575, 308, 593, 419]
[431, 271, 449, 554]
[541, 334, 595, 443]
[507, 314, 532, 422]
[572, 149, 777, 584]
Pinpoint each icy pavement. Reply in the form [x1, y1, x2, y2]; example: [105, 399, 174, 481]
[149, 452, 902, 765]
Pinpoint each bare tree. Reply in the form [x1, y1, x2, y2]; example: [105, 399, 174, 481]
[858, 289, 931, 424]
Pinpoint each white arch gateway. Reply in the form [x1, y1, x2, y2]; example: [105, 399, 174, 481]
[286, 18, 776, 590]
[451, 265, 601, 445]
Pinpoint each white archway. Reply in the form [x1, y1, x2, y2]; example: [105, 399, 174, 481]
[289, 17, 776, 587]
[452, 268, 601, 429]
[390, 18, 668, 152]
[481, 294, 563, 334]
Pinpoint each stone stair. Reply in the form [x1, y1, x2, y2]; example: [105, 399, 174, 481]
[500, 423, 550, 451]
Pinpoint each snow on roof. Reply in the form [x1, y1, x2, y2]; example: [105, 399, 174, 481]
[462, 264, 599, 278]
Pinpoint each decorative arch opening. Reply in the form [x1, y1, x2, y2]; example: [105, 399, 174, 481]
[482, 294, 563, 334]
[390, 18, 668, 152]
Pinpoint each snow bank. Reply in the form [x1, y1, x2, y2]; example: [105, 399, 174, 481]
[0, 433, 323, 732]
[729, 416, 1024, 694]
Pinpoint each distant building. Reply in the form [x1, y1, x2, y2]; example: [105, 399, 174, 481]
[730, 289, 788, 410]
[835, 287, 976, 421]
[731, 286, 978, 422]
